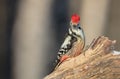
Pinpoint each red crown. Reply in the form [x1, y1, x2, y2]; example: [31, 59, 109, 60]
[71, 14, 80, 23]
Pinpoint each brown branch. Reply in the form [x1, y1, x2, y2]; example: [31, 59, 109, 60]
[44, 36, 120, 79]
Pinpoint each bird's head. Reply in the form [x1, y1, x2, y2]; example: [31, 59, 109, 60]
[69, 14, 84, 38]
[70, 14, 82, 30]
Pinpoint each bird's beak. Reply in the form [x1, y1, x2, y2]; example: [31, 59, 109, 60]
[72, 22, 78, 26]
[72, 23, 78, 28]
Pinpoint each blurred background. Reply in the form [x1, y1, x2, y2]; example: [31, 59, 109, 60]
[0, 0, 120, 79]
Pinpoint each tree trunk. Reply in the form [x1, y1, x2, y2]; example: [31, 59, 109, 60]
[12, 0, 54, 79]
[44, 36, 120, 79]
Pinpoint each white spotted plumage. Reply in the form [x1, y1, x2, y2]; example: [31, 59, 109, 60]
[54, 14, 85, 69]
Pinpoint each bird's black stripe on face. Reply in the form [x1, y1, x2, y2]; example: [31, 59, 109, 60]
[69, 27, 81, 38]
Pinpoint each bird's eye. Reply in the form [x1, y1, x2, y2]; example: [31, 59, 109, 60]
[78, 26, 81, 29]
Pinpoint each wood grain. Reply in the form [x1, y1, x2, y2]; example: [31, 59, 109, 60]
[44, 36, 120, 79]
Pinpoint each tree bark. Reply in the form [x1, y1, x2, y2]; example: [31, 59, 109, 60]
[44, 36, 120, 79]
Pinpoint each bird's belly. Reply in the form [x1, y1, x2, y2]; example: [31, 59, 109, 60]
[68, 39, 84, 57]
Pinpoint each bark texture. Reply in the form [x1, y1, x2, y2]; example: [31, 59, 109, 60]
[44, 36, 120, 79]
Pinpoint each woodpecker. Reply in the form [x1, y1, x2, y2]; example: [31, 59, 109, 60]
[54, 14, 85, 69]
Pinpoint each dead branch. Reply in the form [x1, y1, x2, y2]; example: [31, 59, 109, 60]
[44, 36, 120, 79]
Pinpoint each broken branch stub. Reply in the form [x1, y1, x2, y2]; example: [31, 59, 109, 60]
[44, 36, 120, 79]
